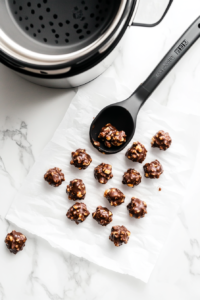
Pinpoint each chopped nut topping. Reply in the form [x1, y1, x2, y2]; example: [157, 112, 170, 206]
[66, 203, 90, 225]
[151, 130, 172, 150]
[127, 197, 147, 219]
[94, 163, 113, 184]
[125, 142, 147, 163]
[104, 188, 125, 206]
[44, 167, 65, 187]
[122, 169, 142, 188]
[92, 206, 113, 226]
[98, 123, 126, 148]
[109, 226, 131, 247]
[66, 179, 86, 201]
[70, 149, 92, 170]
[5, 231, 27, 254]
[143, 160, 163, 179]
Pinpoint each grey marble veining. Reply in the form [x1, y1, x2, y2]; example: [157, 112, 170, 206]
[0, 283, 5, 300]
[0, 118, 35, 177]
[0, 156, 15, 188]
[185, 240, 200, 276]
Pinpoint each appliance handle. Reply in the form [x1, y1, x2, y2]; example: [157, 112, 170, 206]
[138, 16, 200, 101]
[132, 0, 173, 28]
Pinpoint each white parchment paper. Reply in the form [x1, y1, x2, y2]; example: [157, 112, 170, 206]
[6, 78, 200, 282]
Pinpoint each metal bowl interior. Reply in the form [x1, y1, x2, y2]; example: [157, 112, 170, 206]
[1, 0, 122, 56]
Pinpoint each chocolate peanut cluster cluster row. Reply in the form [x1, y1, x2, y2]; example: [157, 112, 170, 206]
[4, 128, 172, 253]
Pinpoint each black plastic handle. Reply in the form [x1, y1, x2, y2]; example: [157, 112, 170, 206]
[132, 0, 173, 28]
[141, 17, 200, 97]
[121, 17, 200, 121]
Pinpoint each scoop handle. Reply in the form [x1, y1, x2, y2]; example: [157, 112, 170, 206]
[141, 17, 200, 96]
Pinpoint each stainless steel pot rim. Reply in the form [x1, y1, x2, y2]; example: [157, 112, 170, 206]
[0, 0, 138, 67]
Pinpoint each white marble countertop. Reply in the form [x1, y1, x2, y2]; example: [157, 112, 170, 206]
[1, 0, 200, 299]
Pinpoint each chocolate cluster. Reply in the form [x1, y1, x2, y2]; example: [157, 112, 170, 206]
[66, 179, 86, 201]
[98, 123, 126, 148]
[94, 163, 113, 184]
[143, 160, 163, 179]
[70, 149, 92, 170]
[109, 225, 131, 247]
[127, 197, 147, 219]
[5, 231, 27, 254]
[104, 188, 125, 206]
[44, 167, 65, 187]
[92, 206, 113, 226]
[66, 202, 90, 225]
[125, 141, 147, 163]
[92, 140, 101, 148]
[122, 169, 142, 188]
[151, 130, 172, 151]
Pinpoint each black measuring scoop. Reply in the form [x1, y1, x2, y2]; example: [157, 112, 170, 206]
[90, 17, 200, 154]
